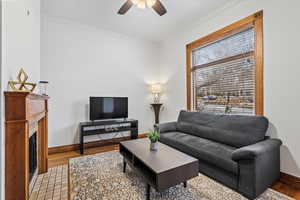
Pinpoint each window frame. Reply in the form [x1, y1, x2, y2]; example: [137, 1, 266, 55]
[186, 11, 264, 115]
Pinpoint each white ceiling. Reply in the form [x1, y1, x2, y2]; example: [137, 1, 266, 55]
[42, 0, 236, 42]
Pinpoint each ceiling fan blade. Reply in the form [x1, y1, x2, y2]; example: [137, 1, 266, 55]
[118, 0, 133, 15]
[152, 0, 167, 16]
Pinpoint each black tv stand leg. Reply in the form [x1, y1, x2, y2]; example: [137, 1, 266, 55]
[146, 184, 151, 200]
[80, 134, 84, 154]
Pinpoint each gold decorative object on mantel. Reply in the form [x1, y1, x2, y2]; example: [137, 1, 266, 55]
[8, 68, 36, 92]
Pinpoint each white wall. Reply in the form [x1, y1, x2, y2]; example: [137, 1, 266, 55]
[2, 3, 300, 199]
[159, 0, 300, 178]
[2, 0, 40, 85]
[1, 0, 41, 198]
[41, 16, 160, 147]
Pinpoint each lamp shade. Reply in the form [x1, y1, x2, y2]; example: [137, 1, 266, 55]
[151, 83, 162, 94]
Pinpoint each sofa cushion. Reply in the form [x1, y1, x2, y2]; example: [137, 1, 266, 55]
[160, 131, 238, 174]
[176, 110, 269, 148]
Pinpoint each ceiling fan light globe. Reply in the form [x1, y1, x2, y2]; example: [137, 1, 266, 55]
[131, 0, 139, 5]
[137, 0, 146, 9]
[146, 0, 156, 7]
[119, 0, 166, 16]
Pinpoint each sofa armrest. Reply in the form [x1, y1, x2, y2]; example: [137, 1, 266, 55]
[232, 139, 282, 161]
[231, 138, 282, 199]
[154, 122, 177, 133]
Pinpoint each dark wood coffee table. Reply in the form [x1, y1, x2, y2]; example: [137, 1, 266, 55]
[120, 138, 199, 200]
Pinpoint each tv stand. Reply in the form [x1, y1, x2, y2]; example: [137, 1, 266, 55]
[79, 119, 138, 154]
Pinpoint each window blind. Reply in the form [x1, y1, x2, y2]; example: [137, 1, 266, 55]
[192, 28, 254, 67]
[192, 27, 255, 115]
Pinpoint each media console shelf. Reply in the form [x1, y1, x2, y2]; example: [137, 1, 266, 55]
[79, 119, 138, 154]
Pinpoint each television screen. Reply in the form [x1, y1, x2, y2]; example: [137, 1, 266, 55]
[90, 97, 128, 121]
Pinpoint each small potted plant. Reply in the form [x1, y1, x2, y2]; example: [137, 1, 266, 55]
[148, 129, 160, 151]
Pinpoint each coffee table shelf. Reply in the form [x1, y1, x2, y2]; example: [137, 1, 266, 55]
[120, 139, 199, 200]
[120, 145, 157, 186]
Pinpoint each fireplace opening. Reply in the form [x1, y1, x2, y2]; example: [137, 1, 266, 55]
[29, 132, 37, 182]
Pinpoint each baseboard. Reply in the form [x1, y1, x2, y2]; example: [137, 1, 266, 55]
[280, 172, 300, 190]
[48, 133, 148, 155]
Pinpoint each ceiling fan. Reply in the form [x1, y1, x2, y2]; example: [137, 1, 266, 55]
[118, 0, 167, 16]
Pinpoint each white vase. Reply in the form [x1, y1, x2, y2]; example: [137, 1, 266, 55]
[150, 142, 158, 151]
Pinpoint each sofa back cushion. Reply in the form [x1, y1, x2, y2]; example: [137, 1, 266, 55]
[176, 110, 269, 148]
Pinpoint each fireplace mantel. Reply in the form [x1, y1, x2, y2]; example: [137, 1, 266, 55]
[5, 91, 49, 200]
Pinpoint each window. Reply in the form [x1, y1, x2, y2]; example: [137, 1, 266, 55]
[186, 11, 264, 115]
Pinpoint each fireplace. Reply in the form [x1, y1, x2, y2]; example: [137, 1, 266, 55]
[5, 92, 49, 200]
[29, 132, 37, 182]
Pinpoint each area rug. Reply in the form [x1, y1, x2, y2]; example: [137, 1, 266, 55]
[69, 151, 293, 200]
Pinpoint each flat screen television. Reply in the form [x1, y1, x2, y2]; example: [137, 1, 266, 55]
[90, 97, 128, 121]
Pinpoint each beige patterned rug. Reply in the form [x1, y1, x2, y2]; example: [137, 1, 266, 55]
[69, 151, 294, 200]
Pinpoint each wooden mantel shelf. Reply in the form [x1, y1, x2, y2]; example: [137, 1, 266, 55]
[5, 91, 49, 120]
[5, 91, 49, 200]
[4, 91, 49, 99]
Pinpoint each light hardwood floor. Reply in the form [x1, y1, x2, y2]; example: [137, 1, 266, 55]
[29, 144, 300, 200]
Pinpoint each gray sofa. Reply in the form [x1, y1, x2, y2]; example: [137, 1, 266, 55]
[155, 110, 282, 199]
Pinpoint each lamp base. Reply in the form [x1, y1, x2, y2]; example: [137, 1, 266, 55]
[151, 103, 163, 124]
